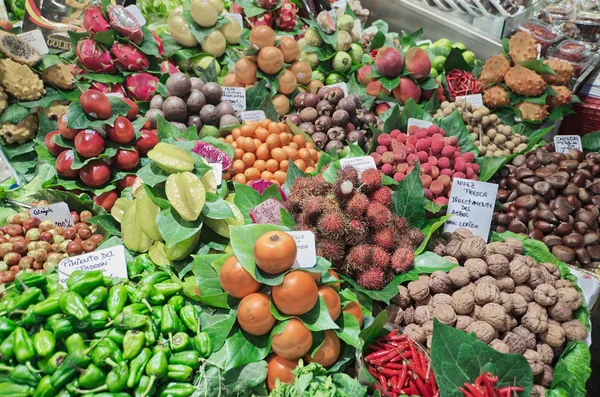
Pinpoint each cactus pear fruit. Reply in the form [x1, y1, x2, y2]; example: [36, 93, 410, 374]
[192, 141, 233, 170]
[249, 198, 285, 225]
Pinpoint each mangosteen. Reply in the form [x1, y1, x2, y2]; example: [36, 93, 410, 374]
[318, 86, 330, 101]
[347, 130, 366, 146]
[326, 87, 344, 105]
[187, 115, 203, 131]
[293, 92, 307, 110]
[300, 107, 318, 123]
[299, 122, 316, 135]
[166, 73, 192, 97]
[315, 115, 333, 132]
[325, 139, 344, 153]
[216, 101, 235, 118]
[163, 97, 188, 122]
[190, 77, 204, 91]
[199, 104, 220, 126]
[286, 114, 302, 126]
[327, 126, 345, 141]
[311, 132, 328, 149]
[344, 123, 355, 133]
[220, 114, 240, 128]
[186, 90, 207, 113]
[332, 109, 350, 127]
[346, 94, 362, 110]
[316, 100, 334, 116]
[145, 109, 164, 129]
[350, 114, 360, 126]
[363, 113, 377, 126]
[149, 95, 164, 110]
[304, 93, 319, 109]
[336, 97, 356, 115]
[170, 122, 187, 131]
[202, 82, 222, 104]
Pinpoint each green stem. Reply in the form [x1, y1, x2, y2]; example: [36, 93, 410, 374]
[142, 299, 153, 312]
[26, 362, 43, 373]
[0, 364, 14, 371]
[105, 358, 118, 368]
[141, 375, 155, 397]
[70, 385, 108, 394]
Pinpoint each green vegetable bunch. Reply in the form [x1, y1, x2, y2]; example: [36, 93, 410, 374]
[137, 0, 183, 22]
[7, 0, 24, 20]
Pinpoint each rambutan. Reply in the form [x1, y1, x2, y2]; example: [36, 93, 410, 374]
[391, 215, 409, 232]
[285, 195, 303, 215]
[360, 168, 382, 192]
[408, 229, 425, 248]
[302, 196, 325, 223]
[346, 244, 372, 270]
[366, 202, 391, 229]
[316, 239, 346, 263]
[357, 267, 385, 290]
[372, 246, 391, 269]
[333, 177, 355, 201]
[317, 211, 347, 237]
[391, 246, 414, 273]
[337, 166, 359, 185]
[373, 227, 397, 250]
[306, 174, 331, 196]
[346, 219, 368, 245]
[346, 192, 369, 218]
[370, 186, 393, 206]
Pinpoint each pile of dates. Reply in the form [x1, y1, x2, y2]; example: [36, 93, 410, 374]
[493, 145, 600, 269]
[0, 204, 103, 283]
[287, 86, 380, 152]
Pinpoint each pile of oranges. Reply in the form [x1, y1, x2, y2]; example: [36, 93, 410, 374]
[221, 119, 320, 185]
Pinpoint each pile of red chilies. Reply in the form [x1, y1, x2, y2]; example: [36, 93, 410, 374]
[363, 329, 438, 396]
[459, 372, 524, 397]
[445, 69, 481, 100]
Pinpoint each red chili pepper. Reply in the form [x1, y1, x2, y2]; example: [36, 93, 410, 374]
[398, 362, 408, 389]
[380, 375, 389, 392]
[464, 383, 485, 397]
[365, 348, 389, 362]
[382, 362, 405, 370]
[379, 367, 405, 377]
[413, 374, 431, 397]
[481, 373, 496, 396]
[460, 386, 475, 397]
[367, 367, 380, 379]
[485, 372, 499, 383]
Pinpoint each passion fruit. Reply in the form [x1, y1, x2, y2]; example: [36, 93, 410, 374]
[291, 61, 312, 85]
[271, 319, 313, 360]
[219, 16, 242, 44]
[308, 80, 324, 94]
[304, 330, 340, 368]
[235, 57, 258, 85]
[272, 95, 291, 117]
[343, 301, 364, 326]
[278, 36, 300, 63]
[317, 286, 341, 320]
[250, 25, 276, 50]
[272, 270, 318, 315]
[254, 231, 297, 274]
[278, 70, 296, 95]
[219, 255, 261, 299]
[237, 292, 276, 336]
[267, 355, 297, 392]
[258, 46, 284, 75]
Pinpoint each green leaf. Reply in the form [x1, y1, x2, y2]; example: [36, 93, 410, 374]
[236, 0, 271, 17]
[413, 251, 457, 273]
[222, 361, 268, 395]
[133, 26, 161, 58]
[379, 76, 400, 92]
[476, 156, 509, 182]
[434, 110, 479, 154]
[184, 8, 230, 46]
[36, 55, 64, 71]
[67, 97, 131, 130]
[415, 214, 452, 255]
[202, 195, 234, 220]
[370, 30, 386, 50]
[335, 312, 361, 347]
[400, 28, 423, 49]
[137, 163, 169, 187]
[0, 105, 29, 124]
[519, 59, 557, 75]
[340, 271, 419, 304]
[303, 17, 338, 47]
[582, 130, 600, 152]
[93, 30, 115, 47]
[193, 254, 225, 297]
[391, 164, 426, 229]
[200, 308, 238, 352]
[271, 296, 339, 332]
[443, 47, 474, 72]
[200, 58, 219, 84]
[400, 98, 432, 132]
[233, 182, 284, 225]
[157, 207, 203, 248]
[358, 311, 389, 347]
[80, 73, 125, 84]
[549, 341, 590, 397]
[220, 327, 271, 371]
[87, 214, 121, 237]
[282, 160, 306, 197]
[419, 76, 439, 90]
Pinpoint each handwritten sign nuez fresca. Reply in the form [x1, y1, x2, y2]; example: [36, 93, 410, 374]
[286, 231, 317, 269]
[58, 246, 128, 285]
[554, 135, 582, 154]
[30, 203, 74, 228]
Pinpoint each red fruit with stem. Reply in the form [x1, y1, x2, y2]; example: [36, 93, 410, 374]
[106, 116, 134, 144]
[151, 30, 165, 57]
[113, 148, 140, 171]
[122, 99, 139, 120]
[58, 112, 80, 139]
[81, 89, 112, 120]
[357, 65, 374, 86]
[116, 174, 136, 191]
[94, 190, 118, 212]
[135, 129, 159, 155]
[79, 160, 111, 187]
[375, 46, 404, 78]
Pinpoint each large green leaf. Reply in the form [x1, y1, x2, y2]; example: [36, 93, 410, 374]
[339, 271, 419, 304]
[232, 182, 284, 224]
[399, 98, 433, 132]
[391, 163, 426, 228]
[434, 110, 479, 155]
[412, 251, 457, 273]
[582, 131, 600, 152]
[548, 341, 591, 397]
[200, 308, 238, 352]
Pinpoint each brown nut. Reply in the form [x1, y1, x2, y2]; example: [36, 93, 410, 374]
[553, 222, 573, 236]
[551, 245, 576, 263]
[4, 252, 21, 266]
[66, 241, 83, 255]
[77, 227, 92, 240]
[562, 233, 584, 248]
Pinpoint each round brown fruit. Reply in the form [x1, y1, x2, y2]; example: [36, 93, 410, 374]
[317, 286, 341, 321]
[56, 150, 79, 179]
[235, 57, 258, 85]
[278, 36, 299, 63]
[237, 292, 276, 336]
[222, 73, 244, 87]
[267, 355, 297, 392]
[122, 98, 139, 120]
[250, 25, 276, 50]
[291, 61, 312, 85]
[107, 116, 135, 144]
[58, 112, 80, 139]
[113, 148, 140, 171]
[74, 129, 105, 158]
[308, 80, 324, 94]
[80, 89, 112, 120]
[258, 46, 284, 75]
[254, 231, 297, 274]
[343, 301, 363, 326]
[135, 129, 159, 155]
[79, 160, 111, 187]
[272, 270, 318, 316]
[45, 130, 67, 157]
[271, 318, 312, 360]
[277, 70, 296, 95]
[304, 330, 340, 367]
[272, 95, 291, 117]
[219, 255, 261, 299]
[327, 270, 340, 290]
[94, 190, 118, 212]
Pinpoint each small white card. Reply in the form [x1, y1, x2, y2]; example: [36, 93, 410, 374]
[444, 178, 499, 241]
[407, 118, 433, 134]
[339, 155, 376, 176]
[30, 203, 74, 228]
[105, 92, 124, 98]
[18, 30, 49, 55]
[221, 87, 246, 111]
[125, 5, 146, 26]
[331, 0, 347, 8]
[326, 82, 348, 97]
[224, 13, 243, 28]
[362, 26, 378, 35]
[287, 231, 317, 269]
[208, 162, 222, 186]
[416, 39, 433, 47]
[455, 94, 484, 108]
[554, 135, 582, 154]
[58, 246, 128, 285]
[240, 110, 266, 122]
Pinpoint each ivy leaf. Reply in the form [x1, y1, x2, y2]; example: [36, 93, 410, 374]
[220, 327, 271, 371]
[434, 110, 479, 154]
[199, 308, 238, 351]
[379, 76, 400, 92]
[413, 251, 457, 273]
[282, 160, 306, 197]
[400, 28, 423, 49]
[132, 26, 161, 58]
[519, 58, 557, 75]
[88, 214, 121, 237]
[36, 54, 64, 71]
[161, 33, 183, 59]
[400, 98, 432, 132]
[236, 0, 273, 17]
[476, 156, 510, 182]
[371, 30, 386, 50]
[335, 312, 361, 347]
[156, 207, 203, 248]
[93, 30, 115, 47]
[270, 296, 339, 332]
[0, 105, 29, 124]
[444, 47, 473, 73]
[80, 73, 125, 84]
[582, 130, 600, 152]
[232, 182, 284, 224]
[200, 58, 219, 84]
[419, 76, 439, 90]
[137, 163, 169, 187]
[184, 7, 230, 46]
[222, 361, 268, 396]
[391, 164, 426, 228]
[415, 214, 452, 255]
[303, 17, 338, 48]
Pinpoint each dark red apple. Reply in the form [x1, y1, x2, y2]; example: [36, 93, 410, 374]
[135, 129, 159, 155]
[56, 150, 79, 179]
[74, 129, 105, 158]
[79, 159, 111, 187]
[106, 116, 134, 144]
[113, 148, 139, 171]
[45, 130, 67, 157]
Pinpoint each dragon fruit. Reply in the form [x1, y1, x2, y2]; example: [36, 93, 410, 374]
[256, 0, 278, 9]
[192, 142, 232, 169]
[159, 60, 179, 74]
[250, 198, 285, 225]
[107, 5, 143, 44]
[66, 64, 85, 75]
[125, 73, 158, 101]
[111, 43, 149, 71]
[248, 13, 274, 28]
[230, 2, 244, 15]
[151, 30, 164, 57]
[76, 39, 115, 74]
[91, 82, 126, 96]
[83, 6, 110, 36]
[248, 179, 287, 200]
[274, 0, 298, 31]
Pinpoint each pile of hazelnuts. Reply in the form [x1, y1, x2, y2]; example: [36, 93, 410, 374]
[0, 202, 103, 283]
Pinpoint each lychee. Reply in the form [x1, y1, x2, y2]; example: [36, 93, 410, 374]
[421, 163, 432, 175]
[441, 146, 455, 158]
[376, 145, 388, 155]
[462, 152, 475, 163]
[415, 128, 428, 139]
[416, 151, 429, 163]
[381, 152, 394, 164]
[381, 163, 394, 176]
[377, 133, 392, 147]
[430, 180, 444, 195]
[394, 173, 405, 182]
[391, 246, 414, 273]
[390, 129, 400, 139]
[370, 152, 382, 165]
[427, 156, 438, 166]
[423, 188, 433, 200]
[420, 174, 432, 188]
[394, 150, 408, 163]
[415, 139, 430, 152]
[435, 196, 449, 205]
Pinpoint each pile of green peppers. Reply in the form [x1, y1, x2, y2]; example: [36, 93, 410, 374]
[0, 269, 212, 397]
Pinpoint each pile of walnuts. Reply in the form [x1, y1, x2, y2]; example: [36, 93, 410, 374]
[386, 228, 587, 396]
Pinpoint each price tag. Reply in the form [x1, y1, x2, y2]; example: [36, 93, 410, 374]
[221, 87, 246, 111]
[209, 162, 223, 186]
[363, 26, 378, 35]
[444, 178, 499, 240]
[353, 19, 362, 37]
[105, 92, 124, 98]
[339, 155, 376, 176]
[18, 30, 49, 55]
[416, 39, 433, 47]
[30, 203, 74, 228]
[326, 82, 348, 96]
[125, 5, 146, 26]
[332, 0, 347, 8]
[287, 231, 317, 269]
[455, 94, 484, 107]
[58, 246, 128, 285]
[554, 135, 582, 154]
[240, 110, 266, 122]
[224, 13, 243, 28]
[407, 118, 433, 135]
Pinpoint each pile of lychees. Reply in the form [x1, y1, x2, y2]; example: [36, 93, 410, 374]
[370, 125, 480, 205]
[286, 166, 423, 290]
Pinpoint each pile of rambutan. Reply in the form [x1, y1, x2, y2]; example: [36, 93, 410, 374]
[370, 125, 480, 205]
[286, 166, 423, 290]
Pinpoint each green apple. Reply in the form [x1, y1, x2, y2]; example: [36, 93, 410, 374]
[462, 50, 476, 65]
[452, 42, 466, 50]
[430, 68, 438, 78]
[431, 55, 446, 72]
[432, 38, 452, 49]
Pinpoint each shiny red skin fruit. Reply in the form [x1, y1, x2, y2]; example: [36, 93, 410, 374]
[122, 98, 139, 120]
[74, 129, 106, 158]
[79, 160, 111, 187]
[106, 116, 135, 144]
[58, 112, 80, 140]
[113, 148, 140, 171]
[94, 190, 119, 211]
[135, 129, 159, 156]
[116, 174, 136, 191]
[56, 150, 79, 179]
[45, 130, 67, 157]
[80, 89, 112, 120]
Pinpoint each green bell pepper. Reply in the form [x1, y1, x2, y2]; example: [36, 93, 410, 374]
[134, 375, 156, 397]
[18, 307, 45, 327]
[154, 282, 182, 297]
[106, 361, 129, 392]
[33, 375, 58, 397]
[144, 350, 168, 397]
[122, 303, 149, 315]
[32, 295, 61, 316]
[6, 287, 42, 313]
[15, 273, 47, 292]
[127, 348, 151, 389]
[46, 317, 74, 340]
[65, 333, 87, 354]
[179, 306, 199, 333]
[167, 296, 184, 312]
[67, 270, 104, 297]
[93, 329, 126, 347]
[14, 327, 35, 364]
[59, 292, 90, 322]
[33, 330, 56, 357]
[114, 313, 148, 330]
[168, 351, 200, 370]
[0, 318, 17, 338]
[0, 363, 42, 387]
[91, 339, 122, 368]
[46, 351, 67, 375]
[167, 364, 193, 382]
[90, 310, 110, 330]
[123, 330, 146, 360]
[107, 285, 128, 319]
[50, 352, 91, 389]
[192, 332, 212, 358]
[84, 286, 108, 310]
[0, 331, 15, 361]
[78, 363, 106, 389]
[170, 332, 191, 353]
[160, 305, 180, 335]
[159, 382, 194, 397]
[0, 380, 35, 397]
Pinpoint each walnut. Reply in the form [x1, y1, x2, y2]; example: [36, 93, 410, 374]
[548, 318, 561, 327]
[529, 267, 554, 289]
[472, 305, 482, 318]
[451, 228, 473, 241]
[554, 280, 572, 289]
[522, 302, 549, 334]
[502, 332, 526, 354]
[456, 315, 475, 331]
[422, 320, 433, 336]
[509, 257, 531, 284]
[443, 256, 459, 264]
[504, 237, 524, 254]
[429, 271, 452, 294]
[464, 258, 488, 280]
[429, 238, 447, 256]
[407, 280, 429, 301]
[448, 267, 470, 287]
[507, 314, 518, 330]
[485, 242, 515, 260]
[562, 320, 587, 341]
[536, 343, 554, 364]
[478, 303, 507, 329]
[500, 292, 514, 313]
[513, 325, 536, 350]
[557, 287, 582, 310]
[414, 305, 434, 325]
[524, 349, 544, 376]
[431, 293, 452, 308]
[540, 262, 560, 279]
[533, 284, 558, 306]
[474, 283, 501, 306]
[515, 285, 534, 302]
[445, 239, 464, 260]
[460, 236, 486, 258]
[391, 285, 411, 308]
[489, 338, 510, 353]
[433, 303, 456, 326]
[415, 295, 432, 307]
[497, 276, 515, 293]
[535, 364, 553, 388]
[402, 306, 415, 325]
[452, 289, 475, 315]
[511, 293, 528, 316]
[475, 275, 498, 287]
[403, 324, 426, 344]
[418, 275, 430, 283]
[487, 254, 510, 277]
[530, 385, 546, 397]
[460, 283, 476, 294]
[465, 321, 496, 343]
[385, 304, 403, 325]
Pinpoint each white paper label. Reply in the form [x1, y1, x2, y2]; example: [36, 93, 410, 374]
[30, 203, 73, 228]
[416, 39, 433, 47]
[58, 246, 128, 285]
[407, 118, 433, 134]
[287, 231, 317, 269]
[554, 135, 582, 154]
[455, 94, 484, 107]
[221, 87, 246, 111]
[568, 267, 597, 346]
[353, 19, 362, 37]
[224, 13, 243, 28]
[105, 92, 124, 98]
[363, 26, 378, 35]
[326, 82, 348, 97]
[332, 0, 347, 8]
[209, 162, 223, 186]
[18, 30, 49, 55]
[125, 5, 146, 26]
[240, 110, 266, 122]
[444, 178, 499, 240]
[339, 155, 376, 176]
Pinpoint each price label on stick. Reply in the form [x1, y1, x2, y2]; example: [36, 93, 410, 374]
[554, 135, 582, 154]
[455, 94, 483, 107]
[240, 110, 266, 122]
[29, 203, 74, 228]
[208, 162, 223, 186]
[286, 231, 317, 269]
[339, 155, 376, 176]
[407, 118, 433, 135]
[444, 178, 499, 240]
[221, 87, 246, 111]
[58, 246, 128, 285]
[224, 13, 243, 28]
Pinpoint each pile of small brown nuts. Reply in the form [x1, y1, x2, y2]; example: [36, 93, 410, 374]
[0, 203, 103, 283]
[493, 145, 600, 270]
